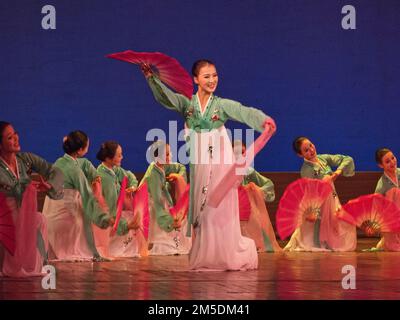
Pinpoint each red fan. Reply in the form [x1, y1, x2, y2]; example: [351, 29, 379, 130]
[0, 192, 16, 255]
[386, 188, 400, 208]
[276, 178, 333, 240]
[170, 184, 190, 221]
[107, 50, 193, 99]
[342, 194, 400, 236]
[238, 185, 251, 221]
[132, 182, 150, 240]
[112, 176, 128, 234]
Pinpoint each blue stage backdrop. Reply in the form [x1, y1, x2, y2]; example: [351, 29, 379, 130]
[1, 0, 399, 172]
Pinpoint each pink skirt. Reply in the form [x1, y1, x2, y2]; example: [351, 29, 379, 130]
[1, 183, 48, 277]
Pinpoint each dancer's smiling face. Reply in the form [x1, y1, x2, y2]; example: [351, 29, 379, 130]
[299, 139, 317, 161]
[379, 151, 397, 174]
[194, 64, 218, 95]
[0, 124, 21, 154]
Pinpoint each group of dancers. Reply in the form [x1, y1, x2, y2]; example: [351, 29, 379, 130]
[1, 58, 399, 277]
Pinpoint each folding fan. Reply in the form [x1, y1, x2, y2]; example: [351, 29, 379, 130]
[385, 187, 400, 208]
[276, 178, 333, 240]
[342, 194, 400, 236]
[107, 50, 193, 99]
[170, 184, 190, 222]
[132, 182, 150, 240]
[112, 176, 128, 234]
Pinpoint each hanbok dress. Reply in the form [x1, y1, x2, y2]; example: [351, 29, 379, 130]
[373, 168, 400, 251]
[240, 167, 281, 252]
[42, 154, 128, 261]
[284, 154, 357, 252]
[94, 163, 142, 257]
[147, 75, 271, 270]
[140, 162, 191, 255]
[0, 153, 63, 277]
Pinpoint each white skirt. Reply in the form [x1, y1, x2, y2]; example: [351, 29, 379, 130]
[188, 126, 258, 271]
[92, 210, 142, 258]
[284, 192, 356, 252]
[42, 189, 94, 261]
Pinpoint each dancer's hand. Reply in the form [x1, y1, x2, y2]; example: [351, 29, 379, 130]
[126, 186, 137, 194]
[166, 173, 179, 182]
[324, 170, 342, 183]
[263, 118, 277, 135]
[128, 219, 141, 230]
[108, 217, 115, 227]
[172, 217, 182, 229]
[140, 63, 153, 78]
[32, 175, 52, 192]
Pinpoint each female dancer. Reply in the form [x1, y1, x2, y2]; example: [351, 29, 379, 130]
[42, 131, 134, 261]
[141, 141, 191, 255]
[95, 141, 144, 257]
[0, 121, 63, 277]
[373, 148, 400, 251]
[142, 59, 276, 270]
[233, 140, 281, 252]
[284, 137, 356, 252]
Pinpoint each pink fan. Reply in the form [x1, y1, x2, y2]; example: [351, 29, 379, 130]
[208, 126, 274, 208]
[386, 188, 400, 208]
[170, 184, 190, 220]
[238, 185, 251, 221]
[0, 192, 16, 255]
[112, 176, 128, 234]
[342, 194, 400, 236]
[276, 178, 333, 240]
[107, 50, 193, 99]
[132, 182, 150, 240]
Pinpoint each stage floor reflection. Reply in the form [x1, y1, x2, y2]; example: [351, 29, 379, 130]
[1, 239, 399, 300]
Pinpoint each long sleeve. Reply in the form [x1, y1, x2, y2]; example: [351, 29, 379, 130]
[320, 154, 355, 177]
[375, 169, 400, 195]
[96, 165, 129, 235]
[220, 98, 269, 133]
[246, 168, 275, 202]
[78, 158, 99, 183]
[19, 152, 64, 200]
[70, 169, 111, 229]
[147, 75, 191, 115]
[164, 163, 187, 182]
[114, 166, 138, 188]
[375, 177, 386, 195]
[147, 171, 174, 233]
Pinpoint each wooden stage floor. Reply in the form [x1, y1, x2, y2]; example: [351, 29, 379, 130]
[1, 239, 399, 300]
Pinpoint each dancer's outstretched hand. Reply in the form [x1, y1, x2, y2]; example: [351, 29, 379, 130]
[263, 117, 277, 135]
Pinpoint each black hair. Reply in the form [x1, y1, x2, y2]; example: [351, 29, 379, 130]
[0, 121, 11, 141]
[292, 136, 309, 155]
[63, 130, 89, 155]
[191, 59, 215, 77]
[375, 148, 392, 164]
[96, 141, 119, 162]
